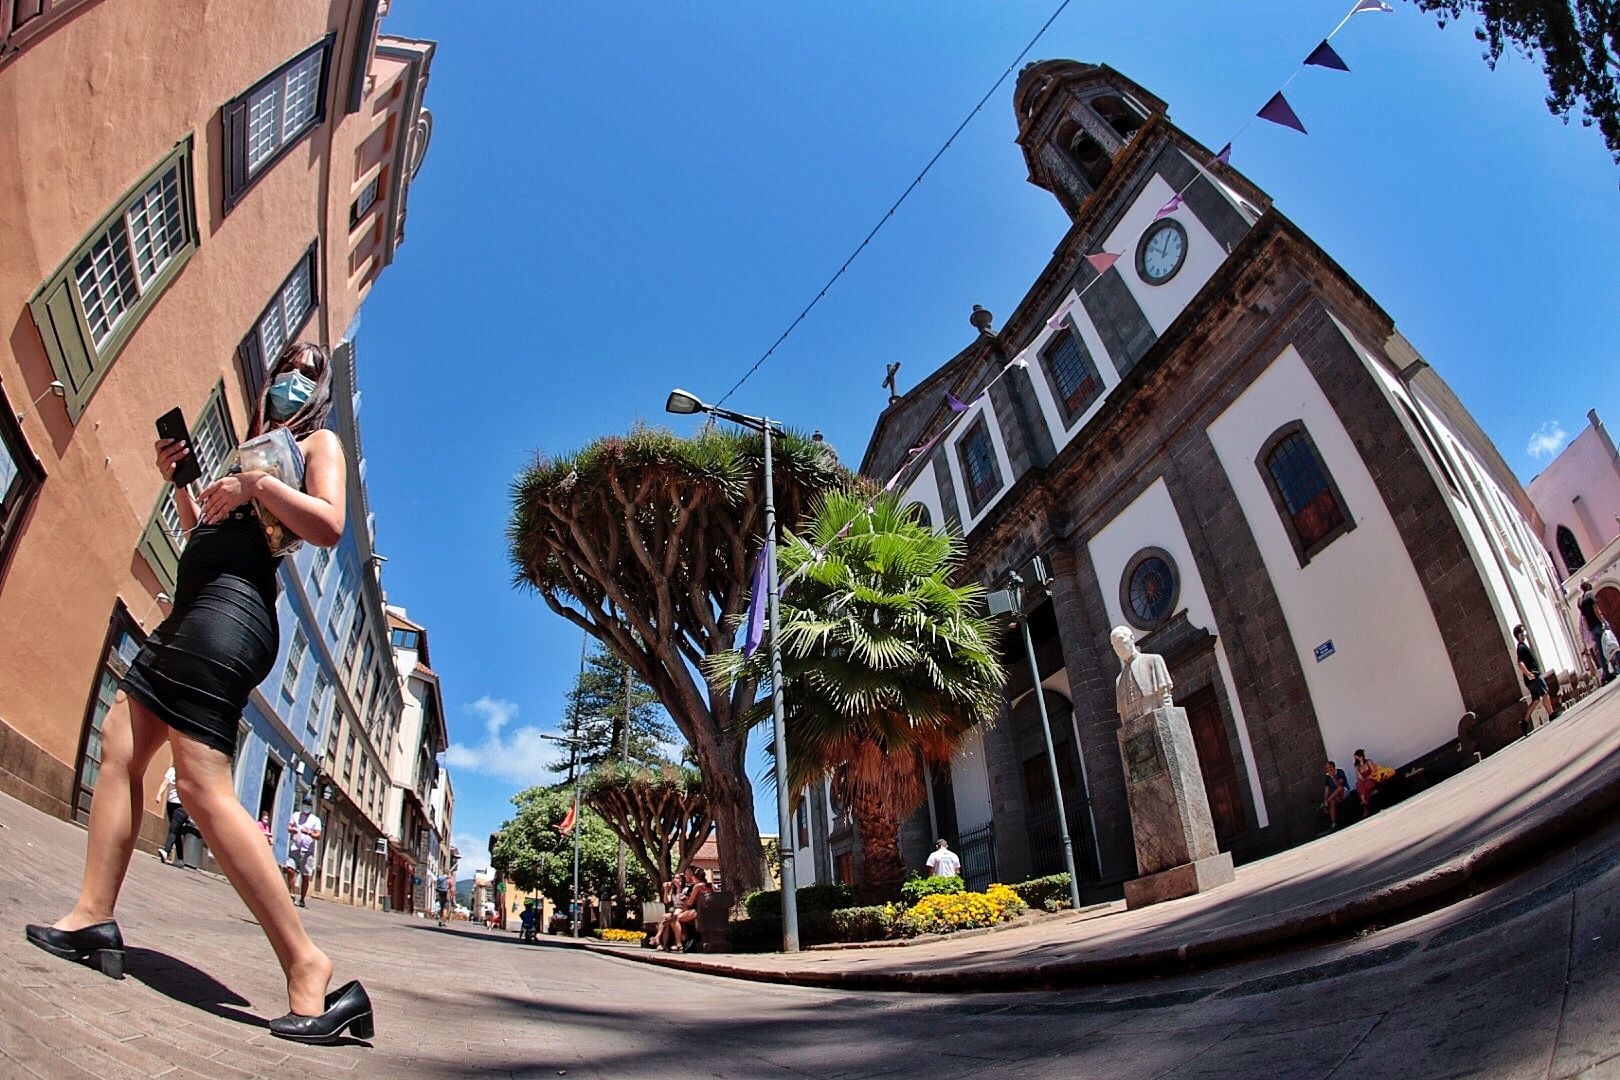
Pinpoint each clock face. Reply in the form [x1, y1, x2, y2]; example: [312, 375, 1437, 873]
[1138, 220, 1187, 284]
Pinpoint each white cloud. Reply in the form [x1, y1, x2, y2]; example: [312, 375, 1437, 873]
[443, 696, 562, 788]
[450, 832, 491, 877]
[1527, 421, 1570, 460]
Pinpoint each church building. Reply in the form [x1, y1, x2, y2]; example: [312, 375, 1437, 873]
[859, 60, 1582, 889]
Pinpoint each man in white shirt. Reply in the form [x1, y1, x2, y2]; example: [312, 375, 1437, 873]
[925, 838, 961, 879]
[152, 765, 187, 865]
[283, 794, 323, 908]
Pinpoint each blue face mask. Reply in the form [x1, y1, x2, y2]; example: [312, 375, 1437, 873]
[267, 372, 316, 421]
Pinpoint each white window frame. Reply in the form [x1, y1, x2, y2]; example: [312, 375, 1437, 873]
[247, 49, 326, 176]
[281, 626, 308, 701]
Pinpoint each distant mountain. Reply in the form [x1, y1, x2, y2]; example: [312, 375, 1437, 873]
[455, 878, 475, 907]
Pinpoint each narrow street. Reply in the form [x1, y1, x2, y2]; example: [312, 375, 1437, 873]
[3, 780, 1617, 1079]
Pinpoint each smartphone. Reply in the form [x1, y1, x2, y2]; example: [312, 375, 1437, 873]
[155, 407, 202, 487]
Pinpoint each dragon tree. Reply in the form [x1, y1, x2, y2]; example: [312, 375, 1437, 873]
[583, 763, 715, 887]
[508, 423, 845, 898]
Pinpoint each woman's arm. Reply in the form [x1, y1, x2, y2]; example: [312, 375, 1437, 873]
[196, 430, 347, 546]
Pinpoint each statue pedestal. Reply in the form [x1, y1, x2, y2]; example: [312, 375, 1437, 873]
[1117, 706, 1234, 910]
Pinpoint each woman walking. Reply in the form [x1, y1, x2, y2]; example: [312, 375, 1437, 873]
[24, 342, 371, 1045]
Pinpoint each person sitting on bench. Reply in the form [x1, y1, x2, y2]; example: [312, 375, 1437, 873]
[669, 867, 715, 953]
[655, 868, 695, 951]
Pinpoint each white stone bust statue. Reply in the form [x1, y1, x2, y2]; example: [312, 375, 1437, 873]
[1111, 625, 1174, 722]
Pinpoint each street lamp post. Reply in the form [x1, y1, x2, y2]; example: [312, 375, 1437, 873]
[987, 560, 1086, 911]
[666, 388, 800, 953]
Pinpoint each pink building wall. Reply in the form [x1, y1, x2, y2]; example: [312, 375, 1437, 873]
[1528, 411, 1620, 579]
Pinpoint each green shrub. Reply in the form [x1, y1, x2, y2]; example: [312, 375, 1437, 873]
[744, 882, 852, 921]
[828, 905, 899, 942]
[1008, 873, 1071, 910]
[900, 874, 965, 905]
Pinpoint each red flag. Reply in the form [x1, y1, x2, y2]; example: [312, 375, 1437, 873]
[558, 804, 577, 834]
[1086, 251, 1121, 274]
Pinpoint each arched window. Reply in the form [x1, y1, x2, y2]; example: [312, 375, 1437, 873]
[1090, 94, 1145, 141]
[1556, 525, 1587, 574]
[956, 417, 1003, 514]
[1257, 422, 1353, 564]
[1039, 324, 1102, 420]
[908, 502, 933, 529]
[1068, 130, 1112, 188]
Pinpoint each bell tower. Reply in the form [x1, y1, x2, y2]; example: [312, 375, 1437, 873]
[1014, 61, 1169, 219]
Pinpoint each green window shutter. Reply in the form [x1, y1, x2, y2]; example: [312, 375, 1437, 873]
[24, 136, 198, 425]
[26, 276, 96, 421]
[137, 498, 181, 595]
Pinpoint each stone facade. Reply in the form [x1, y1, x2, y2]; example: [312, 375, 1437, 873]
[855, 60, 1581, 893]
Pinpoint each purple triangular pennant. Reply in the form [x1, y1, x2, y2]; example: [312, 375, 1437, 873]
[947, 392, 984, 413]
[1152, 193, 1184, 221]
[1257, 92, 1307, 134]
[1207, 142, 1232, 168]
[1304, 40, 1350, 71]
[1352, 0, 1392, 13]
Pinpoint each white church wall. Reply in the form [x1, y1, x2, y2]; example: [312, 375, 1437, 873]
[1018, 302, 1125, 454]
[1528, 419, 1620, 568]
[949, 727, 994, 834]
[1351, 327, 1579, 685]
[1103, 173, 1231, 336]
[943, 394, 1017, 534]
[902, 464, 945, 532]
[1206, 345, 1466, 768]
[1083, 478, 1269, 824]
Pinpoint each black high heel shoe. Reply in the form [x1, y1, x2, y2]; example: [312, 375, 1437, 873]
[269, 980, 373, 1044]
[24, 920, 125, 979]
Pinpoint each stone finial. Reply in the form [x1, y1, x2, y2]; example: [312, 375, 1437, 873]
[970, 305, 995, 335]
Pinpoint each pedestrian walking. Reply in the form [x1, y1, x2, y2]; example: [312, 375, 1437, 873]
[1515, 624, 1561, 730]
[284, 795, 322, 908]
[925, 838, 961, 878]
[258, 811, 275, 846]
[435, 873, 451, 927]
[1578, 581, 1614, 683]
[25, 343, 372, 1045]
[153, 764, 188, 865]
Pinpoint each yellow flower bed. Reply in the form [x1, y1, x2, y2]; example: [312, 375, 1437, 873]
[594, 928, 645, 943]
[897, 883, 1026, 936]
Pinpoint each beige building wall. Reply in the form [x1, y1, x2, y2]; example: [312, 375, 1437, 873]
[0, 0, 434, 862]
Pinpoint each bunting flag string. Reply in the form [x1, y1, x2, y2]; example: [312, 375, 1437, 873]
[773, 0, 1394, 605]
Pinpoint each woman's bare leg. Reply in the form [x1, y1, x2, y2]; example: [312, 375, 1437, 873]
[54, 702, 170, 930]
[169, 733, 332, 1017]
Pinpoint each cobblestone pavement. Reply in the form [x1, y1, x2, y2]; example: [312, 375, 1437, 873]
[0, 691, 1617, 1078]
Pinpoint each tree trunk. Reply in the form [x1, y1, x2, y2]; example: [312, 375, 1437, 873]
[688, 727, 765, 898]
[851, 788, 905, 904]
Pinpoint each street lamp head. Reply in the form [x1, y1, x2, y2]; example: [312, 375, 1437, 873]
[665, 388, 706, 416]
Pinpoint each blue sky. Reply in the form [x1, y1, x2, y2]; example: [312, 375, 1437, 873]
[353, 1, 1619, 875]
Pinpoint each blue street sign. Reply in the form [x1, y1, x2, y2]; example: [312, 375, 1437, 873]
[1314, 640, 1336, 662]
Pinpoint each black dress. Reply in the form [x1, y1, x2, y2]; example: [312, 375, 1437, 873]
[121, 510, 279, 758]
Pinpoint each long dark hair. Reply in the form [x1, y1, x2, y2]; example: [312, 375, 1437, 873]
[249, 341, 334, 440]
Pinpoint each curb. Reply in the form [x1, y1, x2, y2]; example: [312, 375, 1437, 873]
[581, 737, 1620, 993]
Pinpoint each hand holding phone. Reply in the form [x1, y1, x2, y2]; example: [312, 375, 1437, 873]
[155, 407, 202, 487]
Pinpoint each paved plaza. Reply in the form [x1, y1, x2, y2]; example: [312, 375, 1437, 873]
[1, 687, 1618, 1078]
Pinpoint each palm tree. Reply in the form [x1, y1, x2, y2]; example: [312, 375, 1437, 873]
[712, 491, 1005, 902]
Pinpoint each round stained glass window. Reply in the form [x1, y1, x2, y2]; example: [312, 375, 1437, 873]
[1126, 554, 1176, 627]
